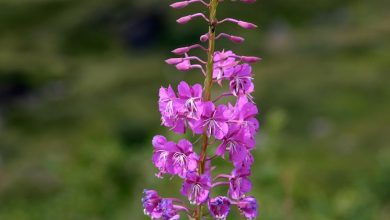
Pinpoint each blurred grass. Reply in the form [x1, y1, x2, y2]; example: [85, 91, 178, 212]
[0, 0, 389, 219]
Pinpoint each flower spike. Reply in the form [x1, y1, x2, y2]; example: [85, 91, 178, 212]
[145, 0, 262, 219]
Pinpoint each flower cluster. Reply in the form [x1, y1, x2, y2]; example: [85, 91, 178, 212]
[143, 0, 261, 219]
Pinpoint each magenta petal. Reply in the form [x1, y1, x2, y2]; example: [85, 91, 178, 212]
[195, 187, 210, 204]
[241, 177, 252, 193]
[188, 118, 204, 134]
[215, 143, 226, 156]
[230, 144, 247, 163]
[172, 119, 186, 134]
[187, 153, 198, 171]
[202, 101, 215, 117]
[152, 135, 167, 148]
[214, 122, 228, 140]
[177, 139, 193, 153]
[178, 81, 192, 98]
[192, 83, 203, 98]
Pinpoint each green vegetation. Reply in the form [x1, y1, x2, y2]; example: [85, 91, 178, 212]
[0, 0, 389, 219]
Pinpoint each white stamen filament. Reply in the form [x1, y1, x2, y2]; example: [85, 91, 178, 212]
[190, 184, 202, 204]
[173, 152, 187, 167]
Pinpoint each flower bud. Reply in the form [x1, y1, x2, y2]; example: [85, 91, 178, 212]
[176, 61, 191, 71]
[237, 21, 257, 29]
[241, 56, 262, 63]
[165, 58, 183, 65]
[177, 15, 192, 24]
[172, 47, 190, 55]
[200, 34, 209, 42]
[229, 35, 245, 43]
[170, 1, 189, 9]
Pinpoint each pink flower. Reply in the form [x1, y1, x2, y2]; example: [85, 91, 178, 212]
[228, 167, 252, 200]
[200, 102, 229, 140]
[229, 64, 254, 97]
[237, 196, 258, 219]
[213, 50, 238, 84]
[152, 135, 198, 178]
[208, 196, 231, 219]
[145, 0, 262, 219]
[181, 171, 211, 205]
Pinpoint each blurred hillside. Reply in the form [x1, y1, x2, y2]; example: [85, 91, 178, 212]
[0, 0, 389, 219]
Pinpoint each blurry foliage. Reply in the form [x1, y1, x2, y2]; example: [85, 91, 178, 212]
[0, 0, 389, 219]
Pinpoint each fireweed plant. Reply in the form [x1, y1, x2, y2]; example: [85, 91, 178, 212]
[142, 0, 262, 219]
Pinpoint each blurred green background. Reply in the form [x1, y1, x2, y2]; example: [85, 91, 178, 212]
[0, 0, 389, 219]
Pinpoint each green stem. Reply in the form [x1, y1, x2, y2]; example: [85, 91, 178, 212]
[195, 0, 219, 219]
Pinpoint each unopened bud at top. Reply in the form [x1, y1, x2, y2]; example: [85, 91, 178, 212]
[241, 56, 262, 63]
[165, 58, 183, 65]
[237, 21, 258, 29]
[229, 35, 245, 43]
[177, 15, 192, 24]
[172, 47, 190, 55]
[170, 1, 189, 9]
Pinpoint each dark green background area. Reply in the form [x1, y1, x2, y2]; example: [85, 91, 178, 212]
[0, 0, 389, 219]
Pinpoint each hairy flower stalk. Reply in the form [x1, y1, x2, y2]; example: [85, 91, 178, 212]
[143, 0, 261, 219]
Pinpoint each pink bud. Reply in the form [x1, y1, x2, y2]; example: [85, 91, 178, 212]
[241, 56, 262, 63]
[176, 62, 191, 71]
[237, 21, 257, 29]
[170, 1, 189, 9]
[165, 58, 183, 65]
[229, 35, 245, 43]
[240, 0, 256, 3]
[177, 15, 192, 24]
[172, 47, 190, 55]
[200, 34, 209, 42]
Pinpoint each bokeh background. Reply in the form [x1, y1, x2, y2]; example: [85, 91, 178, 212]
[0, 0, 389, 219]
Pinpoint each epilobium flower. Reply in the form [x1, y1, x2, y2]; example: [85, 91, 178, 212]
[152, 136, 198, 178]
[181, 171, 211, 205]
[228, 167, 252, 199]
[208, 196, 231, 219]
[229, 64, 254, 97]
[155, 199, 181, 220]
[213, 50, 238, 84]
[144, 0, 262, 219]
[237, 196, 258, 219]
[142, 190, 162, 217]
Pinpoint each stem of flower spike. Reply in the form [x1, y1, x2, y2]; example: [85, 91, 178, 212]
[195, 0, 219, 219]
